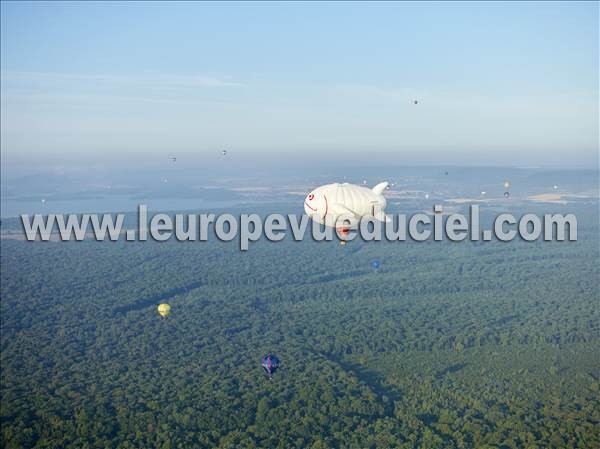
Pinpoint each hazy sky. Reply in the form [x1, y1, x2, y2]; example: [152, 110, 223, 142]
[1, 1, 598, 168]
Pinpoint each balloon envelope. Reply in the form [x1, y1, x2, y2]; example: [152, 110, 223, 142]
[261, 353, 280, 378]
[157, 303, 171, 318]
[304, 182, 389, 228]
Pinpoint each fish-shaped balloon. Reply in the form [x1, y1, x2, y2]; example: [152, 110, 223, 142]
[304, 182, 390, 228]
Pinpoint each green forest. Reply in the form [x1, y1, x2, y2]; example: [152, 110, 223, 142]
[1, 205, 599, 449]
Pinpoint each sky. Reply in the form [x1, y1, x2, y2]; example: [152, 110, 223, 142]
[1, 1, 598, 171]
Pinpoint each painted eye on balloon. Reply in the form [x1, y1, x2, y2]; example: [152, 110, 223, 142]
[308, 194, 314, 200]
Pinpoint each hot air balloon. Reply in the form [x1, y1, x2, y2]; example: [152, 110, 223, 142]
[304, 182, 390, 228]
[157, 303, 171, 318]
[503, 180, 511, 198]
[336, 226, 351, 245]
[261, 353, 280, 380]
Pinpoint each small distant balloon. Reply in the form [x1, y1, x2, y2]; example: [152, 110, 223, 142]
[553, 185, 558, 190]
[157, 303, 171, 318]
[504, 191, 510, 198]
[261, 353, 280, 380]
[413, 100, 418, 105]
[481, 191, 486, 196]
[371, 259, 381, 270]
[425, 193, 430, 199]
[503, 180, 511, 190]
[362, 180, 367, 185]
[41, 198, 46, 204]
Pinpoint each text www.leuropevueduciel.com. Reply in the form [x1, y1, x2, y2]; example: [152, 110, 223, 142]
[20, 204, 577, 250]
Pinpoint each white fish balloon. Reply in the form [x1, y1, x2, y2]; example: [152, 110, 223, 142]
[304, 182, 390, 228]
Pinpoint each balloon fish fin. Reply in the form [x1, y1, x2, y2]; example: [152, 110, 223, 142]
[372, 182, 389, 195]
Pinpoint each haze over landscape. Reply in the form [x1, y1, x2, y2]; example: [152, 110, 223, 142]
[2, 2, 598, 165]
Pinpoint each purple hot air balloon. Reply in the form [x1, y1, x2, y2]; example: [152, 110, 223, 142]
[261, 353, 280, 380]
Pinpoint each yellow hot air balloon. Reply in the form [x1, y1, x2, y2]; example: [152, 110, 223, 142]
[157, 303, 171, 318]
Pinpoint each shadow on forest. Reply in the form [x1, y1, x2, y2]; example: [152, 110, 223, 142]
[326, 353, 460, 447]
[113, 281, 203, 315]
[323, 353, 402, 414]
[313, 270, 367, 283]
[435, 363, 466, 379]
